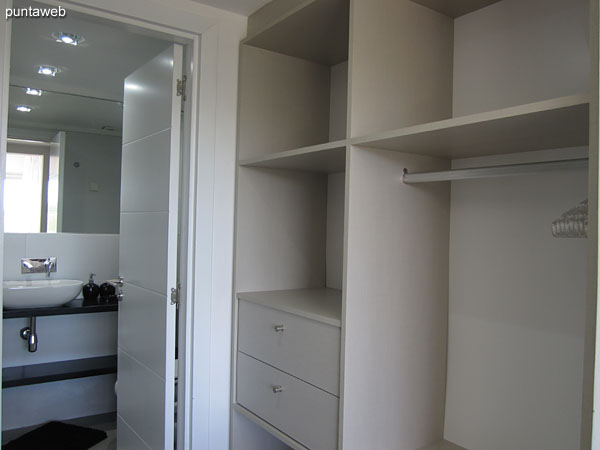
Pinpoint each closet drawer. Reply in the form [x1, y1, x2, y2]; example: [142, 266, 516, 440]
[237, 352, 338, 450]
[238, 299, 340, 395]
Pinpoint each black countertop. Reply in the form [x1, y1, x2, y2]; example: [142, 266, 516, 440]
[3, 299, 118, 319]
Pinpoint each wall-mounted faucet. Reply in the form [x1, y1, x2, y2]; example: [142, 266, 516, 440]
[43, 258, 55, 278]
[21, 257, 57, 277]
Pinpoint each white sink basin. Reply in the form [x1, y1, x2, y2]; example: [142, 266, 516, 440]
[3, 279, 83, 309]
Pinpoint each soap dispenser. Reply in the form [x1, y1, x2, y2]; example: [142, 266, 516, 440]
[82, 273, 100, 305]
[99, 282, 117, 304]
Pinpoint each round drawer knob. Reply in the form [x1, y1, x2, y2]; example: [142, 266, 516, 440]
[274, 325, 285, 332]
[272, 385, 283, 393]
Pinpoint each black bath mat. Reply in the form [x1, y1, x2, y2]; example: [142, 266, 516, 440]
[3, 421, 107, 450]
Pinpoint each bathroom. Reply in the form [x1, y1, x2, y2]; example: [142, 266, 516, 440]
[1, 2, 180, 447]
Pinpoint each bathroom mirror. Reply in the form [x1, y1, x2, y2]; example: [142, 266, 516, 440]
[4, 0, 171, 235]
[5, 85, 123, 234]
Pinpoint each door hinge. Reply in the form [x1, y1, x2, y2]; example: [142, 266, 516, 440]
[170, 284, 181, 308]
[176, 76, 187, 101]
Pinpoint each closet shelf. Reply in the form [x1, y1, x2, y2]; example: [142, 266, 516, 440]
[416, 439, 467, 450]
[3, 300, 118, 319]
[352, 94, 589, 159]
[239, 141, 346, 173]
[411, 0, 502, 18]
[243, 0, 349, 65]
[2, 355, 117, 389]
[237, 288, 342, 327]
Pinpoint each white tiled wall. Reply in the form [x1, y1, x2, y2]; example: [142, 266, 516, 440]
[2, 233, 119, 431]
[3, 233, 118, 284]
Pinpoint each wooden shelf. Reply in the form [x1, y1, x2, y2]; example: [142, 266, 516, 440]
[353, 94, 589, 159]
[243, 0, 349, 66]
[237, 288, 342, 327]
[411, 0, 502, 18]
[2, 355, 117, 388]
[416, 440, 468, 450]
[3, 299, 118, 319]
[239, 141, 346, 173]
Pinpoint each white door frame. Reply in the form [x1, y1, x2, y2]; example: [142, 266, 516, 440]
[0, 1, 245, 449]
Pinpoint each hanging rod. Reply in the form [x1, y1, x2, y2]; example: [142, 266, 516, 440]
[402, 158, 588, 183]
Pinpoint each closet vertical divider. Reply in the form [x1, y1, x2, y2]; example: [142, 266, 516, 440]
[343, 147, 451, 450]
[582, 1, 599, 448]
[343, 2, 454, 449]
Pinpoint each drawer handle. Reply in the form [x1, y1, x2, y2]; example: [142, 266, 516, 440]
[272, 385, 283, 393]
[274, 325, 285, 332]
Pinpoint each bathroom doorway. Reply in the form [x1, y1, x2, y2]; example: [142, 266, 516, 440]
[1, 1, 196, 448]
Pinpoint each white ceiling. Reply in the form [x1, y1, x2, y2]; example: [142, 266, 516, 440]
[189, 0, 271, 16]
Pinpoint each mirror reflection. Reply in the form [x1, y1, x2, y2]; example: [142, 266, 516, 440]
[5, 86, 123, 234]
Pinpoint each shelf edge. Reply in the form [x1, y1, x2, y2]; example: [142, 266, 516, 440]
[239, 139, 348, 167]
[351, 94, 589, 148]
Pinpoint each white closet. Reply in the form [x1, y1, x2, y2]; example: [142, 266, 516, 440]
[231, 0, 598, 449]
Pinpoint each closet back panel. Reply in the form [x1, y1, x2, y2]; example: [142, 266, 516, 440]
[445, 2, 591, 445]
[237, 46, 331, 159]
[452, 0, 589, 116]
[235, 167, 328, 292]
[326, 172, 345, 290]
[349, 0, 453, 137]
[445, 160, 588, 450]
[342, 147, 450, 450]
[329, 61, 348, 142]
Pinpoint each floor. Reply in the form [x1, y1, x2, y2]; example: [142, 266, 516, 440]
[89, 428, 116, 450]
[2, 415, 116, 449]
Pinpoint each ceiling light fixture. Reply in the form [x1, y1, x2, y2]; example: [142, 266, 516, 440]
[16, 105, 32, 112]
[37, 65, 58, 76]
[54, 32, 82, 46]
[25, 88, 42, 96]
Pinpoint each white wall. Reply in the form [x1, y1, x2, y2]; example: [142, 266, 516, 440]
[2, 232, 118, 430]
[61, 132, 122, 234]
[445, 1, 590, 448]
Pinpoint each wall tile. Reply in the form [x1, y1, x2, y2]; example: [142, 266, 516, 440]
[3, 234, 26, 281]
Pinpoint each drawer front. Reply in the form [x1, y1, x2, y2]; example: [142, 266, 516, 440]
[238, 300, 340, 396]
[237, 352, 339, 450]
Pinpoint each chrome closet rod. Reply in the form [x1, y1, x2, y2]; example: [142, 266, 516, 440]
[402, 158, 588, 184]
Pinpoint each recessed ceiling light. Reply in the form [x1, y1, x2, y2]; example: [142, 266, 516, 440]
[37, 65, 58, 76]
[16, 105, 32, 112]
[25, 88, 42, 96]
[53, 32, 83, 46]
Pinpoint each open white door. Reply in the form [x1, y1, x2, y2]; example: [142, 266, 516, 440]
[116, 44, 183, 450]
